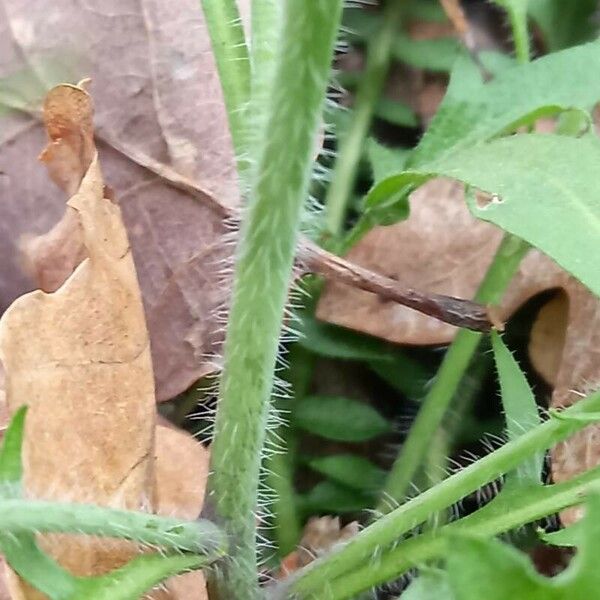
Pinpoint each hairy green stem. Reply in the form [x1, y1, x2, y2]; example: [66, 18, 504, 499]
[250, 0, 282, 81]
[325, 0, 404, 239]
[286, 389, 600, 597]
[378, 234, 529, 511]
[323, 464, 600, 598]
[205, 3, 342, 597]
[200, 0, 251, 172]
[0, 499, 226, 554]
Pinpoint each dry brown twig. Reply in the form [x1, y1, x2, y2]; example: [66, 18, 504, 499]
[106, 135, 494, 333]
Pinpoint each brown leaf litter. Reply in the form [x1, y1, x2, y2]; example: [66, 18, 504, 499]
[0, 0, 251, 400]
[0, 83, 209, 599]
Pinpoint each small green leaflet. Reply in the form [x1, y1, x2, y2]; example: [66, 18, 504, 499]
[293, 395, 391, 441]
[307, 454, 386, 492]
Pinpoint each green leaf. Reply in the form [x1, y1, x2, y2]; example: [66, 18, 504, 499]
[74, 553, 207, 600]
[0, 406, 26, 494]
[548, 409, 600, 423]
[392, 34, 463, 72]
[528, 0, 599, 51]
[367, 138, 411, 184]
[446, 493, 600, 599]
[297, 314, 395, 362]
[368, 133, 600, 297]
[409, 41, 600, 169]
[307, 454, 386, 491]
[298, 480, 373, 514]
[404, 0, 447, 23]
[374, 98, 418, 128]
[403, 570, 453, 600]
[491, 332, 542, 486]
[293, 395, 391, 441]
[356, 40, 600, 238]
[540, 520, 582, 547]
[368, 354, 431, 399]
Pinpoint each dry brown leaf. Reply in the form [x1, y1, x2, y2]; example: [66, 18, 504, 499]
[279, 517, 359, 577]
[0, 83, 157, 597]
[0, 81, 213, 598]
[154, 424, 210, 600]
[0, 0, 252, 400]
[317, 178, 600, 524]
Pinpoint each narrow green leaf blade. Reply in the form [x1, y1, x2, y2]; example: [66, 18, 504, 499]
[293, 395, 391, 441]
[74, 553, 208, 600]
[0, 406, 26, 494]
[491, 332, 542, 486]
[0, 533, 78, 600]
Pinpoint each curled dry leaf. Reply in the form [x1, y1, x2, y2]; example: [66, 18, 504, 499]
[0, 0, 252, 400]
[0, 82, 156, 596]
[317, 178, 600, 524]
[279, 517, 359, 578]
[0, 83, 210, 599]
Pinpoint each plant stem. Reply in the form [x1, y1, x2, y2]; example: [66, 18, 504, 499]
[507, 4, 531, 64]
[325, 0, 404, 239]
[0, 500, 226, 555]
[378, 234, 529, 512]
[286, 389, 600, 598]
[323, 464, 600, 599]
[205, 2, 342, 597]
[250, 0, 282, 81]
[200, 0, 251, 173]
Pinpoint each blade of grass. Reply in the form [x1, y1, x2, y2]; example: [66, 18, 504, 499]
[325, 0, 405, 241]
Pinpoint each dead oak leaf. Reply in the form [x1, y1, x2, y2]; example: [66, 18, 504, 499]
[0, 146, 156, 600]
[317, 178, 600, 524]
[0, 0, 251, 400]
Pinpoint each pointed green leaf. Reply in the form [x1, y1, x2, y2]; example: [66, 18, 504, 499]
[548, 409, 600, 423]
[445, 493, 600, 599]
[73, 553, 208, 600]
[297, 314, 395, 362]
[298, 480, 373, 514]
[391, 34, 463, 72]
[307, 454, 386, 492]
[358, 42, 600, 238]
[293, 395, 391, 441]
[374, 99, 418, 128]
[491, 332, 542, 486]
[367, 133, 600, 296]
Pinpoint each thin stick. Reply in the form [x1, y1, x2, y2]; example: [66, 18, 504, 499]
[106, 137, 494, 333]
